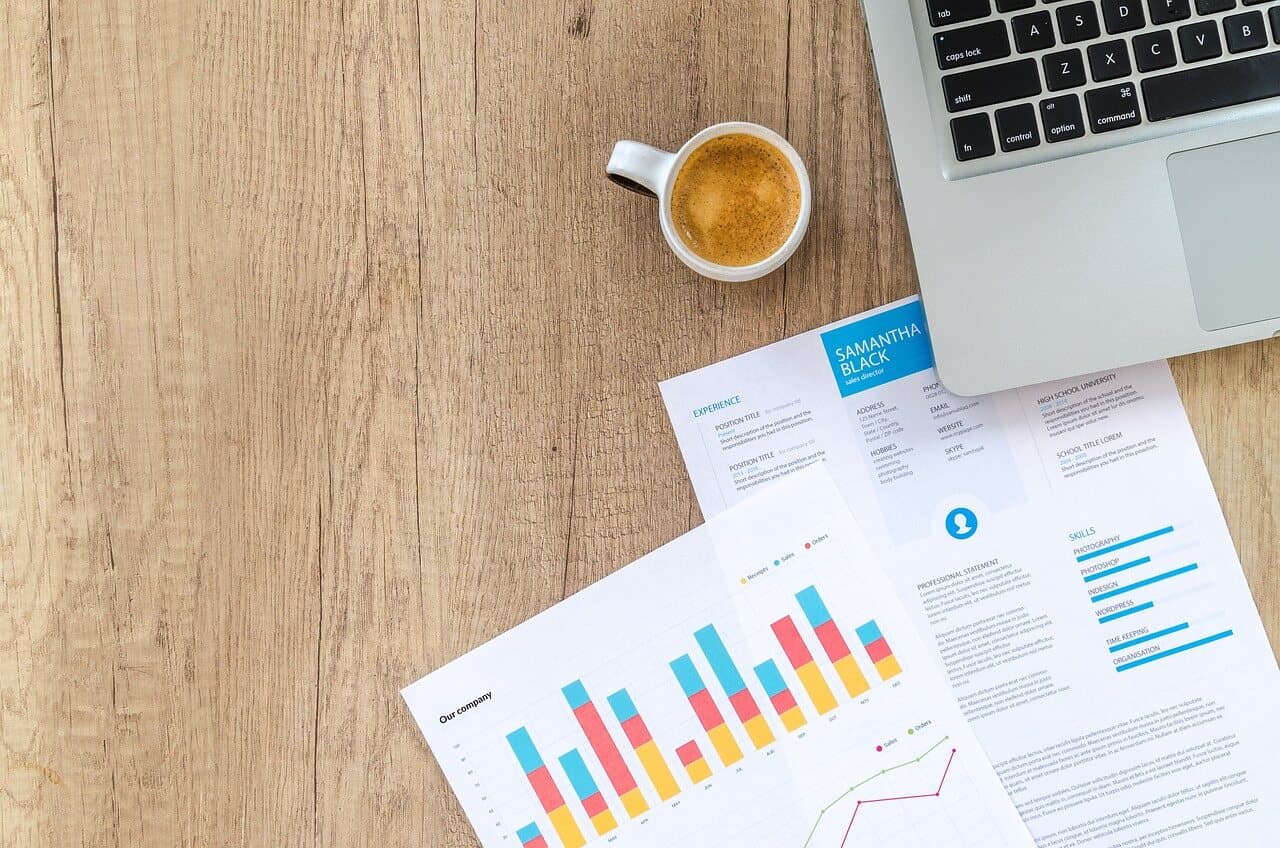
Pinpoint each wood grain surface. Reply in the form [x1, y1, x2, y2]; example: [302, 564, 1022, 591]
[2, 1, 1276, 845]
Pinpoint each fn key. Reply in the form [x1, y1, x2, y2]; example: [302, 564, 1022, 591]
[951, 113, 996, 160]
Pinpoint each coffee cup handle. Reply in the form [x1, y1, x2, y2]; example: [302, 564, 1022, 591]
[606, 141, 676, 199]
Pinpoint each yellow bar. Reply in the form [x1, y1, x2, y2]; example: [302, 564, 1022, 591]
[589, 809, 617, 835]
[636, 741, 680, 801]
[779, 706, 807, 733]
[685, 758, 712, 784]
[833, 655, 871, 698]
[548, 806, 586, 848]
[743, 714, 776, 749]
[619, 787, 649, 818]
[875, 654, 902, 681]
[796, 662, 838, 715]
[707, 724, 744, 766]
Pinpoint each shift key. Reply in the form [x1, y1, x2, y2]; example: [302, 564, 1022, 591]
[942, 59, 1042, 113]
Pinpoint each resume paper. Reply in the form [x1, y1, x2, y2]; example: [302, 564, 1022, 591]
[660, 296, 1280, 848]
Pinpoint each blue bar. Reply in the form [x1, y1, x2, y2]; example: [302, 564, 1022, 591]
[753, 660, 788, 698]
[1116, 630, 1234, 672]
[855, 620, 884, 645]
[795, 586, 833, 627]
[1109, 623, 1190, 653]
[1084, 556, 1151, 583]
[558, 749, 601, 801]
[507, 727, 544, 773]
[605, 689, 639, 722]
[1077, 526, 1174, 562]
[670, 654, 707, 697]
[517, 823, 542, 843]
[561, 679, 590, 710]
[1098, 602, 1154, 623]
[1091, 564, 1198, 603]
[694, 625, 748, 696]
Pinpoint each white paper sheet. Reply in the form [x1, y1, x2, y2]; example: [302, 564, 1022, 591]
[404, 468, 1036, 848]
[660, 295, 1280, 848]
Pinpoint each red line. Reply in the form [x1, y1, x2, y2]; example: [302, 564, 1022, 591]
[837, 748, 957, 848]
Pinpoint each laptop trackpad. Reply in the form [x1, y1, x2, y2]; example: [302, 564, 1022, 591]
[1168, 132, 1280, 332]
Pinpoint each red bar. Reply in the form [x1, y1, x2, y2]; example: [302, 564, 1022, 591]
[864, 636, 893, 663]
[676, 741, 703, 767]
[583, 792, 609, 818]
[772, 616, 816, 669]
[728, 689, 763, 723]
[572, 702, 639, 795]
[769, 688, 799, 715]
[528, 765, 566, 812]
[619, 714, 653, 749]
[689, 689, 726, 731]
[814, 619, 853, 661]
[525, 837, 548, 848]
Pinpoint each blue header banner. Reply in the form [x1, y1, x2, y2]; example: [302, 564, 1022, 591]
[820, 301, 935, 397]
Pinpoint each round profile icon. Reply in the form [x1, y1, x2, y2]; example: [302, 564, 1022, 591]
[945, 507, 978, 540]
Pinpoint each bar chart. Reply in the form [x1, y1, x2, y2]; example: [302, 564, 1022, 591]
[499, 585, 905, 847]
[1077, 523, 1235, 673]
[406, 475, 1035, 848]
[506, 728, 587, 848]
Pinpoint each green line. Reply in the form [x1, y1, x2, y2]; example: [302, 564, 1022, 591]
[800, 736, 949, 848]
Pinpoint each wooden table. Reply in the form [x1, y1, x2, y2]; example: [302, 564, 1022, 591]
[4, 2, 1277, 845]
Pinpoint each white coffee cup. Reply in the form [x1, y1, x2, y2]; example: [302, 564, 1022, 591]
[607, 122, 812, 283]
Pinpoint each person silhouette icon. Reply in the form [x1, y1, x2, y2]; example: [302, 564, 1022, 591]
[945, 507, 978, 540]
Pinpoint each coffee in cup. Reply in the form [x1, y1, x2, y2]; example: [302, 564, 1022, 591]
[607, 123, 811, 283]
[669, 133, 803, 267]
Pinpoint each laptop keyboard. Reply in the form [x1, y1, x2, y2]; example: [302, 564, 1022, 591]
[920, 0, 1280, 173]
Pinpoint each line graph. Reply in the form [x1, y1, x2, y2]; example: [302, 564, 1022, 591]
[801, 737, 956, 848]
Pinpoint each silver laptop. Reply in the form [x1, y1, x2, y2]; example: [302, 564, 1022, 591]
[863, 0, 1280, 396]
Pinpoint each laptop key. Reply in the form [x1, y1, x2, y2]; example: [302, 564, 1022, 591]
[1102, 0, 1147, 33]
[995, 103, 1042, 150]
[995, 0, 1036, 10]
[1194, 0, 1235, 12]
[1142, 50, 1280, 119]
[1058, 3, 1102, 42]
[1086, 82, 1143, 132]
[1089, 40, 1133, 79]
[935, 21, 1013, 69]
[1148, 0, 1191, 24]
[1040, 94, 1087, 141]
[1272, 6, 1280, 41]
[1044, 49, 1088, 89]
[942, 58, 1043, 111]
[1223, 11, 1268, 51]
[1133, 29, 1178, 70]
[1179, 20, 1223, 60]
[951, 113, 996, 160]
[1012, 11, 1057, 51]
[927, 0, 993, 27]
